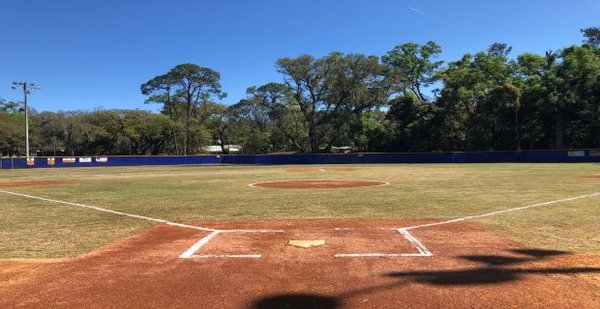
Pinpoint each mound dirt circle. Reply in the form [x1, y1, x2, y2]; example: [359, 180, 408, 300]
[250, 179, 387, 189]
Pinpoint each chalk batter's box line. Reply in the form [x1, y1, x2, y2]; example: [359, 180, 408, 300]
[179, 229, 284, 259]
[334, 228, 433, 258]
[179, 227, 433, 259]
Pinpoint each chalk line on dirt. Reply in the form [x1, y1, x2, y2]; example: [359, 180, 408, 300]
[335, 227, 433, 258]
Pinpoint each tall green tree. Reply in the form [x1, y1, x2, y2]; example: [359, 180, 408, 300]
[141, 64, 225, 155]
[382, 41, 443, 102]
[276, 52, 390, 152]
[581, 26, 600, 48]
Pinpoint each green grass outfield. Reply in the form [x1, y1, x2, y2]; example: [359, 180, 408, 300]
[0, 163, 599, 258]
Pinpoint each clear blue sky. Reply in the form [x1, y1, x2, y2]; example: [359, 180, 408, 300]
[1, 0, 598, 112]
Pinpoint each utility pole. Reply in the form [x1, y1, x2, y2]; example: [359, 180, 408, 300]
[12, 81, 41, 158]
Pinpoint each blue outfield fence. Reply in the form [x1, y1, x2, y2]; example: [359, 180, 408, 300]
[0, 155, 221, 169]
[220, 150, 600, 164]
[1, 150, 599, 170]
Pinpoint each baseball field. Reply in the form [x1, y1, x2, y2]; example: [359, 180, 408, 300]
[1, 163, 599, 308]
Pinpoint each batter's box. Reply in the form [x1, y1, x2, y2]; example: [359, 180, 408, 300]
[179, 230, 283, 259]
[334, 228, 433, 258]
[179, 228, 432, 259]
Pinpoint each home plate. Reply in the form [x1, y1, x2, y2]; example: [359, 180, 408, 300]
[288, 240, 326, 248]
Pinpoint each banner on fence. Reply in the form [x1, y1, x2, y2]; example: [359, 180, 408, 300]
[63, 158, 76, 163]
[47, 158, 55, 166]
[567, 151, 586, 157]
[26, 158, 35, 166]
[79, 157, 92, 163]
[95, 157, 108, 163]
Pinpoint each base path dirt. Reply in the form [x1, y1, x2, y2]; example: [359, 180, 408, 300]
[250, 180, 388, 189]
[1, 219, 599, 309]
[0, 180, 67, 188]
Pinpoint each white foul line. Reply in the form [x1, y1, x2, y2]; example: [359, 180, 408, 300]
[0, 189, 217, 232]
[190, 254, 262, 259]
[335, 253, 428, 257]
[5, 188, 597, 260]
[0, 189, 279, 259]
[335, 192, 599, 258]
[402, 192, 600, 230]
[221, 229, 284, 233]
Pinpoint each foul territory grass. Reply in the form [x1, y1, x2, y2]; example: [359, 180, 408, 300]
[0, 163, 599, 258]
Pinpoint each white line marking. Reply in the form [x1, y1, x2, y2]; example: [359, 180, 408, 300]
[0, 189, 285, 260]
[179, 231, 221, 259]
[334, 227, 433, 258]
[179, 229, 282, 259]
[335, 253, 430, 257]
[334, 227, 396, 231]
[335, 192, 599, 259]
[0, 189, 217, 232]
[221, 229, 284, 233]
[402, 192, 600, 230]
[398, 228, 432, 256]
[190, 254, 262, 259]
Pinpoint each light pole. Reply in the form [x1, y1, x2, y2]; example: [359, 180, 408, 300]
[11, 81, 41, 158]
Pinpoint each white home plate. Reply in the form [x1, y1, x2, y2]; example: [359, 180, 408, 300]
[288, 240, 326, 248]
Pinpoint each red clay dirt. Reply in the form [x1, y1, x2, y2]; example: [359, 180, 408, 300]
[581, 175, 600, 179]
[286, 167, 359, 173]
[0, 180, 67, 188]
[251, 180, 387, 189]
[1, 219, 599, 309]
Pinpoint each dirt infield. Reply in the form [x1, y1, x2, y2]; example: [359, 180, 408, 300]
[286, 167, 359, 173]
[1, 219, 599, 308]
[250, 180, 388, 189]
[0, 180, 66, 188]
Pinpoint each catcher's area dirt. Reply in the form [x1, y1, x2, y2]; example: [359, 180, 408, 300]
[252, 180, 387, 189]
[1, 220, 599, 309]
[0, 180, 66, 188]
[287, 167, 359, 173]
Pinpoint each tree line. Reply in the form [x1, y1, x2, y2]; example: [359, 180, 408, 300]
[1, 27, 599, 156]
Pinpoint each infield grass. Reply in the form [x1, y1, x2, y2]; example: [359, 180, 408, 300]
[1, 163, 599, 258]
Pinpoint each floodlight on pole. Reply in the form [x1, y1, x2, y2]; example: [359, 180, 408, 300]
[11, 81, 41, 158]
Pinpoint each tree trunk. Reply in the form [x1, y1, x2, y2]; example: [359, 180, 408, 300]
[514, 108, 521, 150]
[555, 111, 565, 149]
[184, 110, 189, 156]
[308, 122, 319, 153]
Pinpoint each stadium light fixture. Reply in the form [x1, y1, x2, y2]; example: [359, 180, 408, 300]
[11, 81, 41, 158]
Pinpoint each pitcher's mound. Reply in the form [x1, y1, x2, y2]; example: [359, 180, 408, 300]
[250, 180, 388, 189]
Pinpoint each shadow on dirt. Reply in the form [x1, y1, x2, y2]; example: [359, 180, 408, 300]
[385, 249, 600, 285]
[250, 249, 600, 308]
[252, 293, 340, 309]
